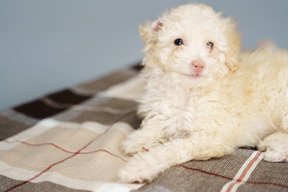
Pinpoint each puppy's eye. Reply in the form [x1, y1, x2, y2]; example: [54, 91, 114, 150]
[174, 38, 184, 46]
[206, 42, 214, 52]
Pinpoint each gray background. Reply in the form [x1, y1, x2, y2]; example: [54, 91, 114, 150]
[1, 0, 288, 110]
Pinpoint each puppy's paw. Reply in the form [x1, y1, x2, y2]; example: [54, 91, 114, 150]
[263, 149, 288, 162]
[118, 153, 161, 183]
[258, 132, 288, 163]
[118, 166, 149, 183]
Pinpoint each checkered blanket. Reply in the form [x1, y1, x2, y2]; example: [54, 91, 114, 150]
[1, 65, 288, 192]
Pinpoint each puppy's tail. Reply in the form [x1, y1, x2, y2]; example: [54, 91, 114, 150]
[240, 41, 288, 83]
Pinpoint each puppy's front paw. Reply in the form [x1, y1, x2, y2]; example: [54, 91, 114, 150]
[118, 166, 149, 183]
[118, 153, 161, 183]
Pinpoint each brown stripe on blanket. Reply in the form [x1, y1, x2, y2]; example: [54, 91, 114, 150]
[14, 99, 67, 119]
[50, 97, 142, 129]
[131, 62, 144, 71]
[0, 175, 91, 192]
[47, 90, 92, 105]
[0, 114, 30, 140]
[70, 110, 142, 129]
[14, 89, 92, 119]
[76, 68, 139, 93]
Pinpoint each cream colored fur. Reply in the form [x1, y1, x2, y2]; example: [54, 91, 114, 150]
[118, 4, 288, 183]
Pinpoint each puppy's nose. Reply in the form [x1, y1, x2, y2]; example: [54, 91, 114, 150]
[191, 60, 205, 73]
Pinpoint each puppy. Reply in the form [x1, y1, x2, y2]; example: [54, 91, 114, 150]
[118, 4, 288, 183]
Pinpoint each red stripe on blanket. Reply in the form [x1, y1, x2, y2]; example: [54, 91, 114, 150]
[81, 149, 128, 162]
[4, 140, 128, 162]
[4, 111, 134, 192]
[179, 164, 233, 181]
[4, 140, 74, 153]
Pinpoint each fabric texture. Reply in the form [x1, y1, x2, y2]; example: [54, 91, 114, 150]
[1, 65, 288, 192]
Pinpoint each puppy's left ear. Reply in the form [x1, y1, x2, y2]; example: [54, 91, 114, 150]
[224, 19, 241, 71]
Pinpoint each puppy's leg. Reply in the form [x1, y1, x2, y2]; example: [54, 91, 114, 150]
[121, 119, 166, 156]
[119, 135, 234, 183]
[258, 132, 288, 162]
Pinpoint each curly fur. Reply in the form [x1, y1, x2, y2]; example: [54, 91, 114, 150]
[118, 4, 288, 183]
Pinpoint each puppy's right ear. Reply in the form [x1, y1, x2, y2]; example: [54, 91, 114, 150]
[224, 18, 241, 72]
[139, 20, 162, 43]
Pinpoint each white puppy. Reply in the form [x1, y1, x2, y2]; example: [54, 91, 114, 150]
[119, 4, 288, 183]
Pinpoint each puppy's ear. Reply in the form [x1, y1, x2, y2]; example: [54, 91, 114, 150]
[224, 19, 241, 71]
[139, 20, 162, 68]
[139, 20, 162, 41]
[139, 20, 162, 42]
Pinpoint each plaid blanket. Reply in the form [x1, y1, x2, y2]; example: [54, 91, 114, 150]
[1, 65, 288, 192]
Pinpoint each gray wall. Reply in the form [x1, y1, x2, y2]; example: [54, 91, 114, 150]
[1, 0, 288, 110]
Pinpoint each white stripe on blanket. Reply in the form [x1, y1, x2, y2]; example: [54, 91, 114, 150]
[220, 151, 264, 192]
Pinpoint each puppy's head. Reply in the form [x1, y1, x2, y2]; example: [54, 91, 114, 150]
[139, 4, 240, 83]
